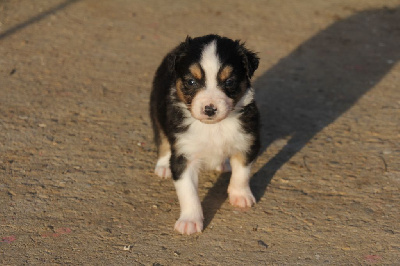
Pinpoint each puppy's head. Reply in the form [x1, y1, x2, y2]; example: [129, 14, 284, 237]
[169, 35, 259, 124]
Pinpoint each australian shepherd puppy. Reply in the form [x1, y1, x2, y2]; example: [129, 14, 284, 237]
[150, 35, 260, 235]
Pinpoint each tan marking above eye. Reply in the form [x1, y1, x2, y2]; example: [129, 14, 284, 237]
[219, 65, 233, 81]
[189, 64, 202, 80]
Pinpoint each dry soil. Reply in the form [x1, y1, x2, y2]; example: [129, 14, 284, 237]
[1, 0, 400, 265]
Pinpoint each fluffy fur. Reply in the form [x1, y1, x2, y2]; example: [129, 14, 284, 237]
[150, 35, 260, 235]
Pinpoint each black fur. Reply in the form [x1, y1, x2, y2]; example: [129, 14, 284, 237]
[239, 101, 261, 165]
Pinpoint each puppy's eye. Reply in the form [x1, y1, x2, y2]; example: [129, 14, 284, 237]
[224, 78, 236, 88]
[185, 79, 197, 88]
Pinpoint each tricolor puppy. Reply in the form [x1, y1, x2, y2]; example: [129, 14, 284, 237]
[150, 35, 260, 235]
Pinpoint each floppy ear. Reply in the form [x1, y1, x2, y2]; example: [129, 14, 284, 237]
[167, 36, 192, 73]
[238, 42, 259, 78]
[245, 49, 259, 78]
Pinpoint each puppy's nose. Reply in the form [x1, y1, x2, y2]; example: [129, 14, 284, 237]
[204, 104, 217, 117]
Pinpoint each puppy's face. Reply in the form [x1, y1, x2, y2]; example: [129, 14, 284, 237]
[171, 36, 259, 124]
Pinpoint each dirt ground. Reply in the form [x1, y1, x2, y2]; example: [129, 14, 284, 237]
[1, 0, 399, 265]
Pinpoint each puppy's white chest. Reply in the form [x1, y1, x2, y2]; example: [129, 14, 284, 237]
[176, 116, 251, 169]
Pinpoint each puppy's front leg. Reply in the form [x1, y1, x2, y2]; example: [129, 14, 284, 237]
[171, 155, 203, 235]
[228, 153, 256, 208]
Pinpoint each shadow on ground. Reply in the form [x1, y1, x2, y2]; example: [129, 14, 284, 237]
[202, 7, 400, 228]
[0, 0, 80, 40]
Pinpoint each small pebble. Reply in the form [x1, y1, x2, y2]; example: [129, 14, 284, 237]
[258, 240, 269, 249]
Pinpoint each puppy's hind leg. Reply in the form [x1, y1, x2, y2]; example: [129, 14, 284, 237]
[154, 133, 172, 179]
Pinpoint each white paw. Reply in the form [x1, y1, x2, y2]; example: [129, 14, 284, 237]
[174, 218, 203, 235]
[228, 188, 256, 208]
[154, 165, 172, 179]
[215, 160, 231, 173]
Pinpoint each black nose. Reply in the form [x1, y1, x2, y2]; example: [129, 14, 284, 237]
[204, 104, 217, 117]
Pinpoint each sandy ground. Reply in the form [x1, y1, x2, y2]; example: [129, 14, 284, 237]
[1, 0, 400, 265]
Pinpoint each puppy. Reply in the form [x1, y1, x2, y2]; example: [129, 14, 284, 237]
[150, 35, 260, 235]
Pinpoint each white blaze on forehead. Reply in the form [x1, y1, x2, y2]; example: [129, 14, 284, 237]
[191, 39, 234, 123]
[200, 40, 221, 90]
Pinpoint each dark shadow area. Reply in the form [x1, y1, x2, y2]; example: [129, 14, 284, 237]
[0, 0, 80, 40]
[203, 7, 400, 229]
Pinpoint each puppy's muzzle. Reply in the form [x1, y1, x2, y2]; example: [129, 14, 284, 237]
[190, 89, 233, 123]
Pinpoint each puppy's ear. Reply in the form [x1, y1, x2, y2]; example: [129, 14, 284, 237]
[184, 35, 193, 45]
[167, 36, 192, 73]
[238, 42, 259, 78]
[245, 49, 259, 78]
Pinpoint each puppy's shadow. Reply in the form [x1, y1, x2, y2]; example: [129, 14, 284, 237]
[202, 7, 400, 229]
